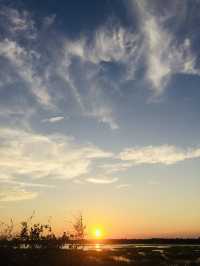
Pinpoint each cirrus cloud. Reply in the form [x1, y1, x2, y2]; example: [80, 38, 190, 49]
[42, 116, 65, 123]
[0, 126, 113, 181]
[119, 145, 200, 165]
[0, 187, 37, 202]
[86, 177, 118, 184]
[129, 0, 200, 95]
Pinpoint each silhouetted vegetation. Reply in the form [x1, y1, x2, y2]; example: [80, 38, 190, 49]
[1, 214, 200, 265]
[0, 213, 86, 249]
[1, 243, 200, 265]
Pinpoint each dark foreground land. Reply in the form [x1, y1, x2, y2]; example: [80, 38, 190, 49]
[1, 245, 200, 266]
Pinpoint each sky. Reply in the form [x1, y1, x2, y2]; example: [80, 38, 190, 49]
[0, 0, 200, 238]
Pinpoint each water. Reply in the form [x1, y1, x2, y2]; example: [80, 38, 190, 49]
[63, 243, 200, 264]
[64, 243, 200, 252]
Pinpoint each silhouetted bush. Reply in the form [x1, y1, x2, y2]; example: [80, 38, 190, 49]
[0, 212, 86, 250]
[69, 214, 86, 249]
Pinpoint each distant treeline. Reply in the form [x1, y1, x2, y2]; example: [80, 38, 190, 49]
[90, 238, 200, 245]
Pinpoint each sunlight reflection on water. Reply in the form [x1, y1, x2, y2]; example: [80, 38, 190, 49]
[83, 244, 170, 251]
[112, 255, 130, 263]
[95, 243, 102, 251]
[63, 243, 200, 251]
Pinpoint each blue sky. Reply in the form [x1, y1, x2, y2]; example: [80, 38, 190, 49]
[0, 0, 200, 238]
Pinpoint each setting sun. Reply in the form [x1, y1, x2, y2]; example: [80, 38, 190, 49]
[94, 228, 102, 239]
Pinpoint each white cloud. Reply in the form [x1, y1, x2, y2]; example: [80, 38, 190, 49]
[65, 25, 138, 64]
[133, 0, 200, 95]
[0, 127, 113, 181]
[144, 19, 198, 95]
[87, 107, 119, 130]
[86, 177, 118, 184]
[0, 6, 36, 37]
[119, 145, 200, 165]
[42, 116, 65, 123]
[100, 162, 132, 174]
[0, 179, 54, 188]
[0, 7, 123, 130]
[1, 2, 200, 134]
[143, 17, 171, 94]
[59, 25, 141, 129]
[2, 128, 198, 188]
[0, 187, 37, 202]
[0, 38, 52, 107]
[0, 168, 53, 203]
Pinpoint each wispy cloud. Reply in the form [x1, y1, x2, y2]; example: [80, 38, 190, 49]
[0, 126, 113, 181]
[0, 171, 53, 202]
[86, 177, 118, 184]
[0, 38, 52, 107]
[87, 107, 119, 130]
[0, 6, 36, 37]
[1, 1, 200, 133]
[0, 127, 199, 192]
[42, 116, 65, 123]
[0, 5, 136, 129]
[119, 145, 200, 165]
[0, 179, 54, 188]
[0, 187, 37, 202]
[131, 0, 200, 95]
[0, 7, 51, 108]
[99, 162, 133, 174]
[59, 24, 141, 129]
[65, 25, 138, 64]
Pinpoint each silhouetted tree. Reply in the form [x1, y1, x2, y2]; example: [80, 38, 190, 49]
[70, 214, 86, 249]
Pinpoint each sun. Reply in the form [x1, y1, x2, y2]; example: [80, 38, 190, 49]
[94, 228, 102, 239]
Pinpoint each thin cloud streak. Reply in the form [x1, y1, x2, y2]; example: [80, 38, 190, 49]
[0, 187, 38, 202]
[119, 145, 200, 165]
[86, 177, 118, 184]
[0, 179, 55, 188]
[42, 116, 65, 123]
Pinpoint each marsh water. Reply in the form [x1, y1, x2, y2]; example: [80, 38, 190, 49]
[64, 243, 200, 251]
[62, 243, 200, 264]
[2, 243, 200, 265]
